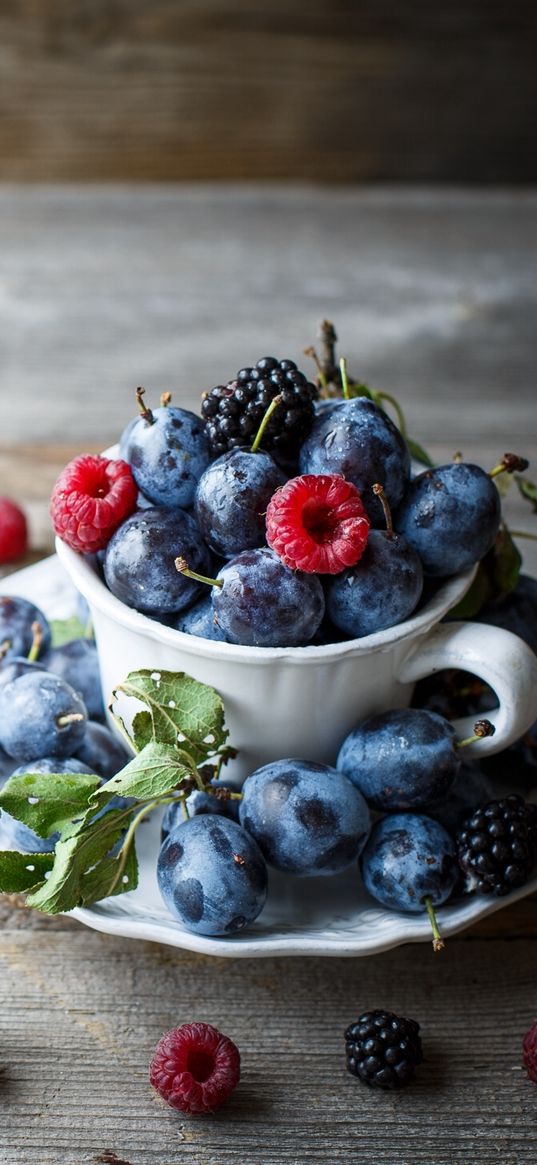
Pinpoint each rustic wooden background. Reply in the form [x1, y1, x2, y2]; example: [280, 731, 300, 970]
[1, 1, 536, 182]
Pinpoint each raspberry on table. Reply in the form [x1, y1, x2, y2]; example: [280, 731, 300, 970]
[0, 497, 28, 564]
[344, 1009, 423, 1089]
[523, 1020, 537, 1084]
[456, 795, 537, 896]
[201, 357, 317, 458]
[50, 454, 138, 554]
[149, 1022, 240, 1114]
[266, 473, 370, 573]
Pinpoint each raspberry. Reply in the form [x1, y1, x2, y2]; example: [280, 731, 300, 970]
[201, 357, 317, 458]
[149, 1022, 240, 1114]
[265, 474, 370, 574]
[50, 455, 138, 554]
[345, 1009, 423, 1089]
[523, 1020, 537, 1083]
[456, 795, 537, 896]
[0, 498, 28, 564]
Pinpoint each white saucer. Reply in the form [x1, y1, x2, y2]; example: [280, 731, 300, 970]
[2, 555, 536, 958]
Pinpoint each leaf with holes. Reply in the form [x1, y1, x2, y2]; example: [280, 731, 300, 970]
[0, 772, 101, 839]
[113, 670, 229, 764]
[89, 740, 195, 812]
[25, 803, 134, 914]
[0, 850, 55, 893]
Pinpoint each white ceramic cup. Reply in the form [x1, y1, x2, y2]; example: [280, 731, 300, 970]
[56, 537, 537, 785]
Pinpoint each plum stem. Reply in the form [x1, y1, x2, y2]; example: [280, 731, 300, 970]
[136, 386, 155, 425]
[160, 392, 172, 408]
[372, 482, 393, 536]
[423, 896, 445, 952]
[339, 357, 351, 400]
[303, 345, 328, 391]
[250, 394, 283, 453]
[27, 621, 42, 663]
[56, 712, 85, 727]
[457, 719, 496, 748]
[175, 557, 223, 589]
[489, 453, 529, 478]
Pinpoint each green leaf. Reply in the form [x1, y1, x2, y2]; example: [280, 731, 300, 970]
[516, 474, 537, 513]
[25, 805, 133, 914]
[448, 563, 493, 619]
[114, 670, 228, 764]
[0, 850, 54, 893]
[406, 438, 435, 469]
[0, 772, 101, 839]
[50, 617, 88, 647]
[89, 740, 194, 811]
[493, 524, 522, 596]
[80, 840, 138, 905]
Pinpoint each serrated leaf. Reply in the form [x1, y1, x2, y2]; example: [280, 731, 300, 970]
[0, 772, 101, 839]
[50, 617, 88, 648]
[114, 670, 228, 764]
[25, 805, 132, 914]
[89, 740, 194, 811]
[348, 382, 374, 400]
[406, 438, 435, 469]
[0, 850, 54, 893]
[516, 474, 537, 513]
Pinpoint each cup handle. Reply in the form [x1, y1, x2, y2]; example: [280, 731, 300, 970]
[397, 621, 537, 757]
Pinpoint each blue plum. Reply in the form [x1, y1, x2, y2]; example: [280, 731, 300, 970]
[211, 548, 325, 647]
[326, 529, 423, 638]
[428, 762, 495, 834]
[0, 756, 93, 853]
[0, 658, 45, 690]
[42, 639, 105, 721]
[157, 814, 267, 935]
[195, 448, 286, 558]
[103, 508, 211, 615]
[0, 596, 51, 661]
[394, 463, 501, 577]
[239, 758, 370, 876]
[360, 813, 459, 913]
[298, 398, 410, 526]
[161, 782, 240, 841]
[75, 720, 132, 779]
[337, 708, 460, 811]
[172, 596, 228, 642]
[0, 672, 87, 762]
[123, 400, 211, 511]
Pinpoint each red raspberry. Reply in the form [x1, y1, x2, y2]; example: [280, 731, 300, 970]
[0, 498, 28, 564]
[266, 473, 370, 574]
[523, 1020, 537, 1083]
[50, 455, 138, 554]
[149, 1022, 240, 1114]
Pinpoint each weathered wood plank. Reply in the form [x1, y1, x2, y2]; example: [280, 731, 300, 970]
[0, 2, 536, 181]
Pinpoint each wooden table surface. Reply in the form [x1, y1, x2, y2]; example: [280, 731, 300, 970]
[1, 186, 536, 1165]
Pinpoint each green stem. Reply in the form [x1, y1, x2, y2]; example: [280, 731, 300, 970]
[510, 530, 537, 542]
[339, 357, 351, 400]
[373, 391, 408, 437]
[105, 798, 161, 896]
[175, 558, 223, 589]
[251, 394, 283, 453]
[27, 622, 42, 663]
[456, 719, 495, 748]
[423, 896, 445, 953]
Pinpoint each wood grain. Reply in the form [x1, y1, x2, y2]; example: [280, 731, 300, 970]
[0, 2, 536, 181]
[0, 186, 537, 1164]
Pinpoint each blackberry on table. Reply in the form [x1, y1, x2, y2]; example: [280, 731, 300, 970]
[201, 357, 318, 457]
[456, 795, 537, 896]
[344, 1009, 423, 1089]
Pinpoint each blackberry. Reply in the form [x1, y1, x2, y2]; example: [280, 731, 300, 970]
[456, 795, 537, 896]
[344, 1009, 423, 1089]
[201, 357, 318, 457]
